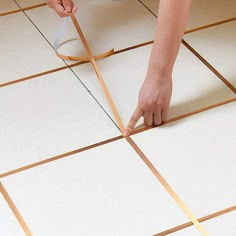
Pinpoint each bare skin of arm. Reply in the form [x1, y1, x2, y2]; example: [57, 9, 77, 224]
[124, 0, 192, 136]
[47, 0, 192, 136]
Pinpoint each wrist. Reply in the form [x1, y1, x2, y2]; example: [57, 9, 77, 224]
[147, 63, 173, 81]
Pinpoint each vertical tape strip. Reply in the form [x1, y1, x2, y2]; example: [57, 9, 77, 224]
[70, 13, 125, 132]
[126, 137, 209, 236]
[0, 182, 32, 236]
[68, 13, 208, 236]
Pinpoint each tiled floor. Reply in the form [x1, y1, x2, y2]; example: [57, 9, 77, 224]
[0, 0, 235, 236]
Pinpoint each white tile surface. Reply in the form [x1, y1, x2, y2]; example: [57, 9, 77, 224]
[171, 211, 236, 236]
[0, 0, 19, 14]
[0, 12, 64, 84]
[72, 44, 235, 128]
[140, 0, 236, 30]
[2, 139, 189, 236]
[15, 0, 46, 8]
[0, 69, 120, 174]
[25, 0, 157, 59]
[184, 21, 236, 88]
[133, 102, 236, 218]
[0, 192, 25, 236]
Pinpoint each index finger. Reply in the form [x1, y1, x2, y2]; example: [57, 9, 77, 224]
[124, 106, 143, 136]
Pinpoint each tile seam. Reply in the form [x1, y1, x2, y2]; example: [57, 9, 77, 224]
[154, 205, 236, 236]
[182, 39, 236, 94]
[0, 3, 47, 17]
[0, 182, 32, 236]
[0, 99, 235, 179]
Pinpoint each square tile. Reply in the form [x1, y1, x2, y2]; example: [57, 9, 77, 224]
[15, 0, 46, 8]
[171, 211, 236, 236]
[0, 0, 19, 14]
[0, 192, 25, 236]
[0, 69, 120, 174]
[72, 44, 235, 128]
[25, 0, 157, 58]
[0, 12, 64, 84]
[184, 21, 236, 88]
[140, 0, 236, 30]
[133, 102, 236, 217]
[2, 139, 189, 236]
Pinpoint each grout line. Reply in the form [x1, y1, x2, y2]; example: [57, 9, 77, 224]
[18, 5, 121, 132]
[125, 137, 209, 236]
[114, 40, 154, 54]
[184, 17, 236, 34]
[154, 205, 236, 236]
[1, 98, 235, 179]
[0, 3, 47, 17]
[0, 40, 154, 89]
[137, 0, 157, 18]
[0, 136, 123, 179]
[0, 61, 87, 88]
[133, 97, 236, 135]
[182, 40, 236, 94]
[0, 182, 32, 236]
[137, 0, 236, 35]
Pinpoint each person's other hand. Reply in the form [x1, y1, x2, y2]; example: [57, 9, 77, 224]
[47, 0, 77, 17]
[124, 70, 172, 136]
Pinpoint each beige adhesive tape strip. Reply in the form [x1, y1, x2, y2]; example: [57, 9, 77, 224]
[69, 13, 209, 235]
[56, 48, 114, 62]
[0, 182, 32, 236]
[126, 137, 209, 236]
[70, 13, 125, 132]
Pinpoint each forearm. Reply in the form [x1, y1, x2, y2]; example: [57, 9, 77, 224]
[148, 0, 192, 77]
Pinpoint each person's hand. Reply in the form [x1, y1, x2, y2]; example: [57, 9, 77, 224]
[47, 0, 77, 17]
[124, 70, 172, 136]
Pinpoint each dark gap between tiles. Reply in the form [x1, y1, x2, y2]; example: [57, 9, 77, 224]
[12, 1, 121, 132]
[182, 40, 236, 94]
[138, 0, 158, 18]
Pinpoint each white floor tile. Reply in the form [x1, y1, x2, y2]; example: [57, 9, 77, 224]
[184, 21, 236, 88]
[140, 0, 236, 30]
[72, 44, 235, 128]
[171, 211, 236, 236]
[0, 69, 120, 174]
[0, 0, 19, 14]
[25, 0, 157, 59]
[0, 192, 25, 236]
[15, 0, 46, 8]
[2, 139, 189, 236]
[133, 102, 236, 218]
[0, 12, 64, 84]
